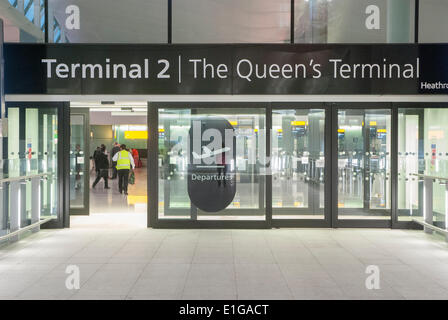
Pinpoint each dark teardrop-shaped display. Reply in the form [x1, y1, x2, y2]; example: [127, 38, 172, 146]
[187, 117, 236, 213]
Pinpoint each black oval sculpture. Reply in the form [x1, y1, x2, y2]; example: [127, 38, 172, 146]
[187, 116, 236, 212]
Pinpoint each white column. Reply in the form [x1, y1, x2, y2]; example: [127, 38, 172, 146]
[17, 0, 25, 14]
[0, 183, 5, 233]
[60, 27, 66, 43]
[445, 183, 448, 241]
[47, 8, 54, 42]
[387, 0, 412, 43]
[34, 0, 41, 27]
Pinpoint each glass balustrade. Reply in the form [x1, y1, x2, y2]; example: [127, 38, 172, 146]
[0, 106, 59, 242]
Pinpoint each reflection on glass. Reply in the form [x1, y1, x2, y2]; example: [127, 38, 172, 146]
[70, 115, 85, 209]
[173, 0, 290, 43]
[295, 0, 414, 43]
[49, 0, 167, 43]
[272, 109, 325, 219]
[398, 108, 448, 228]
[337, 109, 391, 220]
[158, 108, 266, 221]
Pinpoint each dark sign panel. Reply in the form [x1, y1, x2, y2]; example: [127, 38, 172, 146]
[4, 43, 448, 95]
[187, 117, 236, 212]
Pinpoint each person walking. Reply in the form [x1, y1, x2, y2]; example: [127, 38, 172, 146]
[92, 146, 101, 174]
[110, 142, 121, 179]
[112, 144, 135, 195]
[92, 146, 110, 189]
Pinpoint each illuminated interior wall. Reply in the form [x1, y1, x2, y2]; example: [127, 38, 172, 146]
[115, 125, 147, 150]
[90, 125, 113, 155]
[90, 125, 148, 155]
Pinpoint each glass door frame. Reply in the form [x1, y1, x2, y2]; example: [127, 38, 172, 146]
[271, 102, 332, 228]
[148, 102, 271, 229]
[331, 102, 394, 228]
[148, 101, 435, 230]
[392, 102, 448, 230]
[69, 108, 90, 215]
[4, 101, 70, 229]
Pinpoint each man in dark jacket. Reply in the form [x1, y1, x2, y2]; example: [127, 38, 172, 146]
[92, 146, 110, 189]
[110, 142, 121, 179]
[92, 146, 101, 174]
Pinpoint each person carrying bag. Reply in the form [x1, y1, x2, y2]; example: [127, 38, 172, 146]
[112, 144, 135, 195]
[129, 170, 135, 185]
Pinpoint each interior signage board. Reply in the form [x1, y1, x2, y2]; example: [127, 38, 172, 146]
[4, 44, 448, 95]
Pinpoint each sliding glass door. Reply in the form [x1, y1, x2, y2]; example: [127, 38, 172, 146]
[157, 106, 266, 223]
[271, 105, 330, 226]
[335, 106, 392, 226]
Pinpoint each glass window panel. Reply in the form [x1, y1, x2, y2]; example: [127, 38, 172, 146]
[2, 0, 45, 43]
[295, 0, 414, 43]
[173, 0, 290, 43]
[49, 0, 167, 43]
[419, 0, 448, 42]
[39, 109, 59, 218]
[158, 108, 266, 221]
[70, 114, 85, 209]
[272, 109, 325, 219]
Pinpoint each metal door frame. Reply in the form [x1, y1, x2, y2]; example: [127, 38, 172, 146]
[148, 101, 271, 229]
[270, 102, 331, 228]
[331, 102, 393, 228]
[69, 108, 90, 215]
[5, 101, 70, 229]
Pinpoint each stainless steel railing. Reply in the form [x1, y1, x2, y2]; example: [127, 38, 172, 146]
[0, 172, 56, 242]
[410, 173, 448, 240]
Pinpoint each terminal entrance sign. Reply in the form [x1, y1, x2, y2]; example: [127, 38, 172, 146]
[4, 43, 448, 95]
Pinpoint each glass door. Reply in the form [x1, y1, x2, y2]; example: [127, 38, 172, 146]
[70, 109, 90, 215]
[336, 108, 392, 224]
[156, 106, 267, 224]
[272, 107, 329, 224]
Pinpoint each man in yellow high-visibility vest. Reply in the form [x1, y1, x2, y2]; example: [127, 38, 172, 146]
[112, 144, 135, 195]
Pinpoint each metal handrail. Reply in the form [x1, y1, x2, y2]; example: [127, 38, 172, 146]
[410, 173, 448, 241]
[410, 173, 448, 181]
[0, 216, 54, 242]
[0, 172, 52, 183]
[413, 219, 448, 235]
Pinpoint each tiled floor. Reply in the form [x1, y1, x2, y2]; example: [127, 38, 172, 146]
[1, 217, 448, 300]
